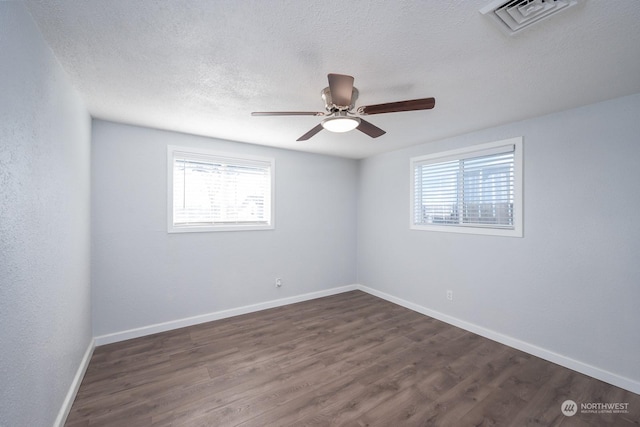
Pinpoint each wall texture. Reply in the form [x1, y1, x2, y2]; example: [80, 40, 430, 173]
[357, 93, 640, 389]
[0, 3, 92, 426]
[91, 120, 358, 337]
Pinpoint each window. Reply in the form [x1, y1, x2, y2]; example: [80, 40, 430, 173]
[410, 137, 523, 237]
[168, 146, 274, 232]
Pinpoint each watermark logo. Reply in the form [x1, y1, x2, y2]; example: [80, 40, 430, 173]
[561, 400, 577, 417]
[561, 399, 630, 416]
[581, 402, 629, 414]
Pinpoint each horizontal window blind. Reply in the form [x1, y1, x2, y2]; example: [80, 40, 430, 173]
[413, 145, 515, 229]
[171, 151, 272, 229]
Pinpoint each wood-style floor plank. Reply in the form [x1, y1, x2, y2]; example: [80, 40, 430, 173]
[65, 291, 640, 426]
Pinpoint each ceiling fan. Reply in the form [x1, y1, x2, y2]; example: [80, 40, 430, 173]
[252, 74, 436, 141]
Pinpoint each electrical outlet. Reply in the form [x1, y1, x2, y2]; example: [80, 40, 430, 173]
[446, 290, 453, 301]
[275, 278, 282, 288]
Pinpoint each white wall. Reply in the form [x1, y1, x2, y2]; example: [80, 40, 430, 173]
[91, 120, 358, 337]
[0, 3, 92, 426]
[358, 93, 640, 390]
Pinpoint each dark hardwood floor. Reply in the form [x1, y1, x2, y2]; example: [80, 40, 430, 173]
[65, 291, 639, 426]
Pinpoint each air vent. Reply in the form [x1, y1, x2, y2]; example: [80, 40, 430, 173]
[480, 0, 581, 35]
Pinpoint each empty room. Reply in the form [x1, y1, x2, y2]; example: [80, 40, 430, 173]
[2, 1, 640, 426]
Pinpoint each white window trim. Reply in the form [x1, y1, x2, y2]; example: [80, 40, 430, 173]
[409, 137, 523, 237]
[167, 145, 275, 233]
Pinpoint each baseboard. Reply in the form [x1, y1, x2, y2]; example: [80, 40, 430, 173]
[54, 338, 95, 427]
[355, 284, 640, 395]
[94, 284, 358, 346]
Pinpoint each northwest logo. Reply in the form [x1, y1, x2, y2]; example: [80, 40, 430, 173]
[561, 400, 578, 417]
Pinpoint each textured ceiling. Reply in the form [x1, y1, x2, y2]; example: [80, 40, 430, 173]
[25, 0, 640, 159]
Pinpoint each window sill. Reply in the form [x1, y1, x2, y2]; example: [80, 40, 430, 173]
[410, 223, 522, 237]
[168, 223, 275, 233]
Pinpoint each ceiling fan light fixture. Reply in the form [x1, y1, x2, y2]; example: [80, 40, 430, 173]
[321, 115, 361, 133]
[252, 73, 434, 141]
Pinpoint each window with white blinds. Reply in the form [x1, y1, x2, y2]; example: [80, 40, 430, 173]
[168, 146, 274, 232]
[410, 137, 523, 237]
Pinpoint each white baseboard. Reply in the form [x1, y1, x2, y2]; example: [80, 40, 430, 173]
[94, 284, 358, 346]
[54, 338, 95, 427]
[355, 284, 640, 395]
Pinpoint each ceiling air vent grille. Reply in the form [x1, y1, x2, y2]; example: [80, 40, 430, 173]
[480, 0, 581, 35]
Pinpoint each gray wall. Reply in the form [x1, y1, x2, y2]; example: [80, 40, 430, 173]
[91, 120, 358, 337]
[0, 3, 92, 426]
[357, 93, 640, 386]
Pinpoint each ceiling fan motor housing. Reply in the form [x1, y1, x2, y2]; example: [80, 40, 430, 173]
[321, 87, 359, 112]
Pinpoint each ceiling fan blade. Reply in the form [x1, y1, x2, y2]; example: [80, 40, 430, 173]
[357, 97, 436, 115]
[357, 119, 386, 138]
[296, 124, 324, 141]
[252, 111, 325, 116]
[328, 73, 355, 107]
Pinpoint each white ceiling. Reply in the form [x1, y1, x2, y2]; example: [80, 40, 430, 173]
[25, 0, 640, 159]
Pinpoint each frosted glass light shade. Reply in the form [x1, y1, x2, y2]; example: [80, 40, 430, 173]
[321, 116, 361, 133]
